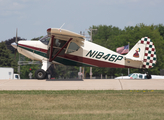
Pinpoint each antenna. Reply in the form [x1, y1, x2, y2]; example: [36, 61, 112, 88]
[58, 23, 65, 32]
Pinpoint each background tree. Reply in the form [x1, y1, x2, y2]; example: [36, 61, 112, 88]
[0, 42, 17, 72]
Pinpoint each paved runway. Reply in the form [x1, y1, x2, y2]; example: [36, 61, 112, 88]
[0, 79, 164, 90]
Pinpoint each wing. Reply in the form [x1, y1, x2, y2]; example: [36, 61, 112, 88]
[47, 28, 85, 42]
[47, 28, 84, 62]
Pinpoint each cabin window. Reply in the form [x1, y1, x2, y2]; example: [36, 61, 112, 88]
[139, 75, 143, 79]
[67, 42, 80, 53]
[54, 39, 67, 48]
[51, 39, 67, 56]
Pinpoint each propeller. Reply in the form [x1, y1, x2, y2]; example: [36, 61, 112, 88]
[11, 28, 18, 49]
[14, 28, 18, 59]
[11, 28, 19, 60]
[16, 28, 18, 44]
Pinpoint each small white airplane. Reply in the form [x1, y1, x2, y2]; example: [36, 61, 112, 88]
[11, 28, 157, 79]
[115, 73, 164, 79]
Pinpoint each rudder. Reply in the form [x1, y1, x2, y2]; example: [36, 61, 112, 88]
[125, 37, 157, 69]
[140, 37, 156, 69]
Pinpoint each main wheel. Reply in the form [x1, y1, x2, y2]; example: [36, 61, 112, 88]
[35, 69, 47, 79]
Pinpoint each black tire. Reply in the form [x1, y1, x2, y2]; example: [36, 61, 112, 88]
[147, 74, 152, 79]
[35, 69, 47, 79]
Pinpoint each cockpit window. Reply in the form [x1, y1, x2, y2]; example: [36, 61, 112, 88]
[67, 42, 80, 53]
[128, 74, 132, 77]
[40, 36, 50, 45]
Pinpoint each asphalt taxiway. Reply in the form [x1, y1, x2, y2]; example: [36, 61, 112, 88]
[0, 79, 164, 90]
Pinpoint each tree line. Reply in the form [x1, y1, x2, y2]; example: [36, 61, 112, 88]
[1, 23, 164, 78]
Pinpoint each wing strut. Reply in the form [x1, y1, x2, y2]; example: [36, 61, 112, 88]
[49, 37, 73, 62]
[49, 35, 54, 62]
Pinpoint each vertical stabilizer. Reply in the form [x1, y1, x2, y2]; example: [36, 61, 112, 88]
[125, 37, 156, 69]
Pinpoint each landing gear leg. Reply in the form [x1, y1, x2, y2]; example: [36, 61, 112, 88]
[35, 60, 52, 79]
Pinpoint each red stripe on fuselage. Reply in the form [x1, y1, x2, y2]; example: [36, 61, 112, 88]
[59, 54, 129, 68]
[18, 44, 47, 53]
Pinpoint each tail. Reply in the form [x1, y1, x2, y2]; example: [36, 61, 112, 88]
[125, 37, 156, 69]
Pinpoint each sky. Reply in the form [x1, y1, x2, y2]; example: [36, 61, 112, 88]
[0, 0, 164, 41]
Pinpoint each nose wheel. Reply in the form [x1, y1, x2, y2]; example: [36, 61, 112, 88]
[35, 69, 47, 79]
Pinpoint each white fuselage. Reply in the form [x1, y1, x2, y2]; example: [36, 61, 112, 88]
[16, 39, 141, 68]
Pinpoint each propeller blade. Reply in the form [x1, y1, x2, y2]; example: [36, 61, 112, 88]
[16, 28, 18, 44]
[14, 49, 17, 59]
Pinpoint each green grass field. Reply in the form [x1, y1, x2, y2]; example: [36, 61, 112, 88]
[0, 90, 164, 120]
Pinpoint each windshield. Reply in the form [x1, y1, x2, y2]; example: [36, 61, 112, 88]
[15, 75, 18, 79]
[40, 35, 50, 45]
[128, 74, 132, 77]
[131, 74, 138, 79]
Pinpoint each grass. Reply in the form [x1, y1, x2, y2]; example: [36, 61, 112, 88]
[0, 90, 164, 120]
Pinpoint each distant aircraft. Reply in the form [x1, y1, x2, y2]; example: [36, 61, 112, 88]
[115, 73, 164, 79]
[11, 28, 157, 79]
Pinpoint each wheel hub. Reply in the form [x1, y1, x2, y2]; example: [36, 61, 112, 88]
[38, 72, 43, 78]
